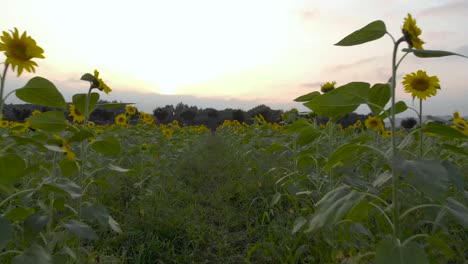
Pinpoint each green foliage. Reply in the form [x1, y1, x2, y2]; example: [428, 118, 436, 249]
[335, 20, 387, 46]
[15, 77, 67, 109]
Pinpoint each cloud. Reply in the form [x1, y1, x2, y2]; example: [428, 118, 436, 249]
[418, 0, 468, 18]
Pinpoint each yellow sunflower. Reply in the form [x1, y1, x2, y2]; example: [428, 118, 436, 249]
[321, 81, 336, 93]
[125, 105, 137, 115]
[382, 130, 392, 139]
[453, 111, 460, 119]
[53, 135, 76, 160]
[115, 113, 127, 126]
[365, 116, 384, 132]
[402, 14, 424, 50]
[0, 28, 45, 76]
[452, 117, 468, 135]
[162, 127, 174, 138]
[0, 120, 9, 128]
[402, 70, 440, 100]
[93, 70, 112, 94]
[86, 121, 95, 129]
[32, 110, 42, 116]
[69, 104, 85, 123]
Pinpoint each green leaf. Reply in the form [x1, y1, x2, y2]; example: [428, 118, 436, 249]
[80, 73, 95, 82]
[441, 160, 464, 192]
[43, 144, 67, 153]
[72, 93, 100, 117]
[42, 181, 82, 199]
[294, 91, 321, 102]
[12, 244, 52, 264]
[24, 215, 49, 242]
[307, 185, 365, 232]
[379, 101, 408, 120]
[446, 197, 468, 228]
[107, 164, 130, 172]
[96, 103, 132, 109]
[60, 159, 79, 176]
[427, 233, 456, 259]
[391, 159, 450, 201]
[6, 206, 34, 222]
[63, 220, 98, 240]
[264, 142, 285, 153]
[108, 216, 122, 233]
[324, 137, 373, 172]
[423, 122, 468, 139]
[376, 238, 428, 264]
[368, 83, 391, 116]
[91, 136, 121, 156]
[15, 76, 67, 109]
[0, 154, 26, 185]
[286, 118, 312, 133]
[292, 216, 307, 234]
[68, 128, 94, 143]
[0, 217, 13, 250]
[335, 20, 386, 46]
[297, 127, 320, 146]
[441, 144, 468, 156]
[303, 82, 370, 119]
[26, 111, 68, 132]
[402, 48, 468, 59]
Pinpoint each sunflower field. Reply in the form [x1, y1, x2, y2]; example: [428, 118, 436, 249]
[1, 14, 467, 264]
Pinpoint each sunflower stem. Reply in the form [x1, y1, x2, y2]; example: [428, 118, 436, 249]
[0, 63, 10, 121]
[419, 98, 423, 158]
[390, 37, 405, 241]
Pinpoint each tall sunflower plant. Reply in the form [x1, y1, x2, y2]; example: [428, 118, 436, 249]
[0, 28, 129, 261]
[293, 14, 468, 262]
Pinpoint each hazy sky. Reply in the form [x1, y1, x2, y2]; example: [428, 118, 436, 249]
[2, 0, 468, 116]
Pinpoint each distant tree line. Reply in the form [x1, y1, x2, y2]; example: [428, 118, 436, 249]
[2, 101, 418, 130]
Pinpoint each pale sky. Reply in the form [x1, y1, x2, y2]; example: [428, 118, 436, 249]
[2, 0, 468, 116]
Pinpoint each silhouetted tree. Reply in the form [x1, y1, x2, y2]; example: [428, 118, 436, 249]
[232, 109, 245, 123]
[153, 107, 170, 122]
[180, 108, 197, 124]
[206, 108, 219, 119]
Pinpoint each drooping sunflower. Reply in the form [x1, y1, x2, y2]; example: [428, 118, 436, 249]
[0, 28, 45, 76]
[402, 14, 424, 50]
[86, 121, 95, 129]
[115, 113, 127, 126]
[364, 116, 384, 132]
[125, 105, 137, 115]
[53, 135, 76, 160]
[321, 81, 336, 93]
[402, 70, 440, 100]
[93, 70, 112, 94]
[69, 104, 85, 123]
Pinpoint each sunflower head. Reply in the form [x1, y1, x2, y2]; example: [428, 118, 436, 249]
[452, 117, 468, 135]
[402, 70, 440, 100]
[364, 116, 384, 132]
[125, 105, 137, 115]
[402, 14, 425, 50]
[92, 69, 112, 94]
[0, 28, 45, 76]
[115, 113, 127, 126]
[69, 104, 85, 123]
[321, 81, 336, 93]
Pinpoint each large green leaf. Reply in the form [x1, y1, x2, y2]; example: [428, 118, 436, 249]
[24, 215, 49, 242]
[303, 82, 369, 119]
[297, 127, 320, 146]
[26, 111, 68, 132]
[63, 220, 98, 240]
[0, 217, 13, 250]
[96, 103, 132, 109]
[41, 180, 82, 199]
[325, 137, 372, 172]
[368, 83, 391, 116]
[423, 122, 468, 139]
[294, 91, 321, 102]
[379, 101, 408, 120]
[446, 197, 468, 228]
[6, 206, 34, 222]
[12, 244, 52, 264]
[60, 159, 79, 176]
[15, 76, 66, 109]
[72, 93, 100, 117]
[402, 48, 468, 59]
[335, 20, 387, 46]
[91, 136, 121, 156]
[391, 159, 450, 201]
[307, 185, 365, 232]
[0, 154, 26, 185]
[68, 128, 94, 143]
[376, 238, 428, 264]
